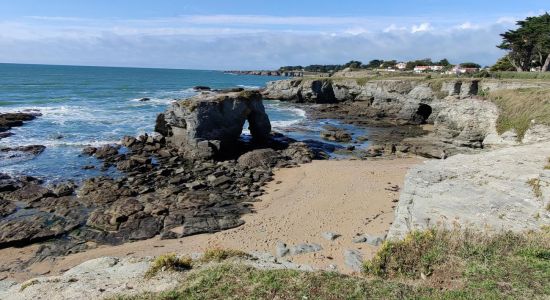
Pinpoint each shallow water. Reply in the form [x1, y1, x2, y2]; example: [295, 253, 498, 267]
[0, 63, 369, 182]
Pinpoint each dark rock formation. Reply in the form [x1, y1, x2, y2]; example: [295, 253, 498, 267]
[0, 113, 38, 132]
[0, 112, 40, 139]
[157, 90, 271, 159]
[320, 126, 352, 143]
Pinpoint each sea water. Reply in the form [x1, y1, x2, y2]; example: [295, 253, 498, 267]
[0, 63, 368, 182]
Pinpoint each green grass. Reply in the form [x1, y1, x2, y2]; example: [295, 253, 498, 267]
[364, 229, 550, 299]
[144, 254, 193, 279]
[112, 229, 549, 300]
[200, 248, 250, 263]
[487, 88, 550, 139]
[490, 71, 550, 80]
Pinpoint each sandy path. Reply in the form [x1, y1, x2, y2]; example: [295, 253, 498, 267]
[0, 158, 421, 281]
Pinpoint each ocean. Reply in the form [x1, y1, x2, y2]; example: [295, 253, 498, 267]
[0, 63, 368, 182]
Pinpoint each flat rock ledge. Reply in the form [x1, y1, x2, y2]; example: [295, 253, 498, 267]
[388, 141, 550, 240]
[0, 253, 314, 300]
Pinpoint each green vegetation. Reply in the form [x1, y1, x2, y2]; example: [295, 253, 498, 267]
[201, 248, 250, 263]
[489, 71, 550, 80]
[364, 229, 550, 299]
[19, 279, 39, 292]
[487, 88, 550, 139]
[113, 229, 549, 299]
[498, 13, 550, 72]
[144, 254, 192, 279]
[545, 158, 550, 170]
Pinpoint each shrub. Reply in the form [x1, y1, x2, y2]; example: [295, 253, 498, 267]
[201, 248, 250, 263]
[364, 229, 447, 278]
[144, 254, 193, 278]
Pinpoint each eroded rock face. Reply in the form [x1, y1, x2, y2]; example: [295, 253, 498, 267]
[388, 141, 550, 240]
[157, 90, 271, 159]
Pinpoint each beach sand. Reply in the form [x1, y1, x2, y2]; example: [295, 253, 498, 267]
[0, 157, 422, 281]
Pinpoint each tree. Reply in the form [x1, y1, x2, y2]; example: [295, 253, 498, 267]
[380, 60, 397, 68]
[365, 59, 383, 69]
[343, 60, 363, 69]
[405, 58, 433, 70]
[498, 13, 550, 72]
[490, 56, 516, 71]
[437, 58, 450, 66]
[460, 62, 481, 69]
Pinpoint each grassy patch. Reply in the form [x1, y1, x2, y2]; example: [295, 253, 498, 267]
[144, 254, 192, 279]
[527, 178, 543, 198]
[491, 71, 550, 80]
[545, 158, 550, 170]
[364, 229, 550, 299]
[19, 279, 39, 292]
[201, 248, 250, 263]
[427, 79, 450, 99]
[487, 88, 550, 139]
[114, 230, 549, 300]
[355, 77, 368, 86]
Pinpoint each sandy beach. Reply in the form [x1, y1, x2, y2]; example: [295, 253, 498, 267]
[1, 157, 422, 281]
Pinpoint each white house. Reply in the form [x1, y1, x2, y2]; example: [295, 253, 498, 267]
[396, 62, 407, 70]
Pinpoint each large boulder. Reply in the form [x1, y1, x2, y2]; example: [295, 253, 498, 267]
[157, 90, 271, 159]
[388, 141, 550, 240]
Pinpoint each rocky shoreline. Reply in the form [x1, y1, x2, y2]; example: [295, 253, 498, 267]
[262, 77, 550, 158]
[1, 76, 549, 292]
[0, 89, 323, 274]
[224, 70, 303, 77]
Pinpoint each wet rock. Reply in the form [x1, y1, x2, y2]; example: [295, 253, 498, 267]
[0, 145, 46, 155]
[237, 148, 280, 168]
[121, 136, 137, 147]
[94, 145, 120, 159]
[0, 112, 38, 133]
[49, 181, 77, 197]
[1, 183, 52, 203]
[138, 97, 150, 102]
[0, 132, 13, 139]
[81, 147, 97, 156]
[193, 86, 211, 91]
[0, 212, 80, 248]
[320, 126, 352, 143]
[0, 199, 16, 217]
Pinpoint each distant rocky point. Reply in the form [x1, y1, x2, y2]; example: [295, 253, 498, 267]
[224, 70, 303, 77]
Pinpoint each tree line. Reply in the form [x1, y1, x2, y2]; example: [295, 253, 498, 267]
[495, 13, 550, 72]
[279, 59, 480, 73]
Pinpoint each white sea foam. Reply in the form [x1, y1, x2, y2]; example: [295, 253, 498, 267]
[237, 84, 261, 89]
[129, 97, 176, 105]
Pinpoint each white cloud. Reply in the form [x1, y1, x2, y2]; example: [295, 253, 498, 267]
[383, 24, 408, 33]
[0, 15, 518, 69]
[411, 23, 433, 33]
[456, 22, 480, 30]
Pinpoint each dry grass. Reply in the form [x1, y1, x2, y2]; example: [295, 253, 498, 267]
[200, 248, 250, 263]
[545, 157, 550, 170]
[144, 254, 193, 279]
[487, 88, 550, 139]
[527, 178, 543, 198]
[364, 229, 550, 296]
[113, 229, 549, 299]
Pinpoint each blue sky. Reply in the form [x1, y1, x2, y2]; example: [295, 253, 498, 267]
[0, 0, 548, 69]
